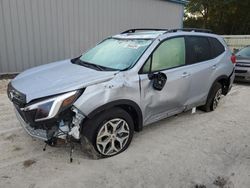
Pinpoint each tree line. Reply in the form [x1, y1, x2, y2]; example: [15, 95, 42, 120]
[184, 0, 250, 35]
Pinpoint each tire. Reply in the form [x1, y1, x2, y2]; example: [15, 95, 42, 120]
[80, 107, 134, 158]
[200, 82, 223, 112]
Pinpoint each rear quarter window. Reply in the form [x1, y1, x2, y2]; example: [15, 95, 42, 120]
[208, 37, 225, 58]
[185, 36, 212, 65]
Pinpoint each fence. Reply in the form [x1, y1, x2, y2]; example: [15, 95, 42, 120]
[222, 35, 250, 51]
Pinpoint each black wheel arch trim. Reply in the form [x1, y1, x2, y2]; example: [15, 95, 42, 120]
[214, 75, 229, 83]
[208, 74, 231, 98]
[86, 99, 143, 132]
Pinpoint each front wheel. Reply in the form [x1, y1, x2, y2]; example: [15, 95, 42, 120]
[81, 107, 134, 158]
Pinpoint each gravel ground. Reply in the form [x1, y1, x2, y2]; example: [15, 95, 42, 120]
[0, 79, 250, 188]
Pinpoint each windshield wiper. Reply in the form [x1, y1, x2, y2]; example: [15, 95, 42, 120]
[79, 61, 104, 71]
[71, 57, 119, 71]
[71, 57, 104, 71]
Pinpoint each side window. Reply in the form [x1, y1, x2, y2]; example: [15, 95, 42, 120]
[150, 37, 186, 72]
[208, 37, 225, 58]
[142, 57, 151, 73]
[141, 37, 185, 73]
[186, 36, 212, 65]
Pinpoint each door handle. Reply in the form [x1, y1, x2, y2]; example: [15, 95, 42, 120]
[182, 72, 190, 78]
[212, 65, 217, 70]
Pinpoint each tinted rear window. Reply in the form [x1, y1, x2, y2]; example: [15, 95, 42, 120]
[186, 36, 211, 64]
[209, 37, 225, 58]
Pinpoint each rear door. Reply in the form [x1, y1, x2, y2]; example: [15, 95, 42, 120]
[184, 36, 217, 107]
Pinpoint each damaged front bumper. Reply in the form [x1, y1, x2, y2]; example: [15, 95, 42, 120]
[15, 108, 48, 141]
[15, 106, 85, 142]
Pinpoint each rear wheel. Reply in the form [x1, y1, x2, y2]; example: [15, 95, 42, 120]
[81, 107, 134, 158]
[200, 82, 222, 112]
[212, 87, 222, 110]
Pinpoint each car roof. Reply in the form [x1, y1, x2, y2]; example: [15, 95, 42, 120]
[113, 31, 166, 40]
[113, 28, 216, 40]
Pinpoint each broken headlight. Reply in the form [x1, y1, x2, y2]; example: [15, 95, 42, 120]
[23, 91, 81, 122]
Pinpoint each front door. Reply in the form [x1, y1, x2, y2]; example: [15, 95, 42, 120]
[139, 37, 191, 125]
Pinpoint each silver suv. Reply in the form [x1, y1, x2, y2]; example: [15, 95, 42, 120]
[7, 28, 235, 158]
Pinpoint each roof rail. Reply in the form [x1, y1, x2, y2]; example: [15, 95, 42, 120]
[121, 28, 168, 34]
[165, 28, 213, 34]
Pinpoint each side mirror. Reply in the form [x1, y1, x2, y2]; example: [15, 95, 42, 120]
[148, 72, 167, 91]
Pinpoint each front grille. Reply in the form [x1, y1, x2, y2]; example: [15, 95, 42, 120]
[14, 105, 37, 126]
[15, 105, 27, 121]
[7, 83, 26, 108]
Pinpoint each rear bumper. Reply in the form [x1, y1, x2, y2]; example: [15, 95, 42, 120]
[235, 76, 250, 82]
[15, 108, 48, 141]
[235, 67, 250, 82]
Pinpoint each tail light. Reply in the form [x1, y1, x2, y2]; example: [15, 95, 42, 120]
[231, 54, 236, 64]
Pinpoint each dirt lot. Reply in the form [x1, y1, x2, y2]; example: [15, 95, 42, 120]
[0, 79, 250, 188]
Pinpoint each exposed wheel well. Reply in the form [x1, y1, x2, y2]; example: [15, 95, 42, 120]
[217, 77, 230, 95]
[116, 104, 142, 132]
[87, 100, 143, 132]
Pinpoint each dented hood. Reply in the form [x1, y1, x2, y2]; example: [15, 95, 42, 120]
[11, 59, 118, 102]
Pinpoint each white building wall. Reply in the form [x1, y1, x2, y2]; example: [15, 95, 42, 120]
[0, 0, 184, 74]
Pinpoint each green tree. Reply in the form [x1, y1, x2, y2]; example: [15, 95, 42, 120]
[184, 0, 250, 35]
[185, 0, 211, 28]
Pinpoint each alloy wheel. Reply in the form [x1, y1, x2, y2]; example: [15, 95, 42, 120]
[213, 88, 222, 110]
[96, 118, 130, 156]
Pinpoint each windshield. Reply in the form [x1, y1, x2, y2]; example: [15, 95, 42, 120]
[80, 38, 152, 70]
[236, 46, 250, 58]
